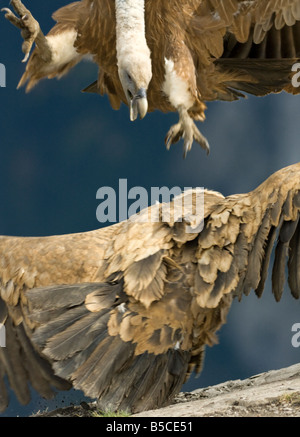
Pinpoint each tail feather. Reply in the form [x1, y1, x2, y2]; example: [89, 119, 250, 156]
[52, 330, 109, 381]
[32, 306, 89, 348]
[0, 318, 30, 408]
[15, 323, 70, 397]
[0, 312, 69, 412]
[42, 311, 110, 361]
[95, 349, 190, 413]
[28, 282, 191, 412]
[72, 336, 135, 399]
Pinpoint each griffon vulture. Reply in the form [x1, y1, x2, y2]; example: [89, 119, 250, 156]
[3, 0, 300, 157]
[0, 162, 299, 413]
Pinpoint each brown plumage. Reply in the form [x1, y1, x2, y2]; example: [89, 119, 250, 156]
[0, 163, 299, 413]
[3, 0, 300, 156]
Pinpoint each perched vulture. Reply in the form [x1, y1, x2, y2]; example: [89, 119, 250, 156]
[2, 0, 300, 156]
[0, 162, 300, 414]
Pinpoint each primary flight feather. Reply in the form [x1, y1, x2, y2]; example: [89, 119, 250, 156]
[3, 0, 300, 157]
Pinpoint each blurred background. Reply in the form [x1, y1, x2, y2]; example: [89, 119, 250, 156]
[0, 0, 299, 416]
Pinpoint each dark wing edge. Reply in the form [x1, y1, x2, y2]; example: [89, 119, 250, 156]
[0, 296, 70, 412]
[243, 176, 300, 302]
[193, 163, 300, 310]
[190, 1, 300, 100]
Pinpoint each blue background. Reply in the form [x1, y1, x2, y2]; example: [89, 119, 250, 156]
[0, 1, 299, 416]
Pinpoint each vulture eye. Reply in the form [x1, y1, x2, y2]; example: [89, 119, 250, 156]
[127, 73, 132, 81]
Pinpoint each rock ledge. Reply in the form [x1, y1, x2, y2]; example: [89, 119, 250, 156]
[133, 363, 300, 417]
[35, 363, 300, 417]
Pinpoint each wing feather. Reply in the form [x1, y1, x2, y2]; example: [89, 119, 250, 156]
[187, 0, 300, 103]
[193, 162, 300, 309]
[0, 163, 300, 413]
[288, 219, 300, 298]
[26, 281, 191, 413]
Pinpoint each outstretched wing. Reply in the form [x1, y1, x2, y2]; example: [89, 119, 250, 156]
[16, 1, 90, 92]
[0, 224, 119, 412]
[187, 0, 300, 100]
[193, 162, 300, 309]
[13, 192, 226, 413]
[1, 163, 300, 413]
[23, 163, 300, 412]
[0, 189, 225, 413]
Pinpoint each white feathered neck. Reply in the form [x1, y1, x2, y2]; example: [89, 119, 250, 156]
[115, 0, 151, 75]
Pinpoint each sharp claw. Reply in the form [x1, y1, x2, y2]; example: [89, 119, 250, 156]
[1, 7, 21, 26]
[197, 134, 210, 155]
[205, 141, 210, 155]
[192, 123, 210, 155]
[165, 129, 178, 150]
[183, 140, 192, 159]
[21, 52, 29, 62]
[165, 127, 174, 150]
[2, 5, 26, 33]
[2, 1, 51, 63]
[165, 116, 210, 157]
[165, 133, 172, 150]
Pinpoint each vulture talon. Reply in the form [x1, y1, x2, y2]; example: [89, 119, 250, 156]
[191, 122, 210, 156]
[183, 140, 192, 159]
[1, 7, 22, 28]
[165, 122, 183, 150]
[3, 0, 51, 63]
[165, 108, 210, 157]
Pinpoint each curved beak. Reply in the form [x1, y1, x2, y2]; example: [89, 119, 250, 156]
[129, 88, 148, 121]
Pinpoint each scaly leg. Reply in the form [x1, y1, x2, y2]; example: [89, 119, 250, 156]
[2, 0, 51, 62]
[165, 106, 210, 159]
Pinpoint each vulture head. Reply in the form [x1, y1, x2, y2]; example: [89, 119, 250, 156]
[118, 54, 152, 121]
[115, 0, 151, 121]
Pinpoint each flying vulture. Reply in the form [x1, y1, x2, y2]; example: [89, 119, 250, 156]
[3, 0, 300, 157]
[0, 162, 299, 414]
